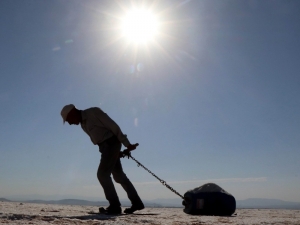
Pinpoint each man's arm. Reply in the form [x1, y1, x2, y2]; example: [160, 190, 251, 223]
[94, 108, 131, 147]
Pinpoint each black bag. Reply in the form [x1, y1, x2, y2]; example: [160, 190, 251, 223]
[182, 183, 236, 216]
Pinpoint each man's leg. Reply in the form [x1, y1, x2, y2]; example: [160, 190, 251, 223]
[97, 141, 122, 207]
[112, 158, 144, 212]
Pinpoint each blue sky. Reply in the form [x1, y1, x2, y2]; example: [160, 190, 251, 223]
[0, 0, 300, 202]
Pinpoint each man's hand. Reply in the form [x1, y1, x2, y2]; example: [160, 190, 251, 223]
[126, 143, 139, 151]
[120, 143, 139, 158]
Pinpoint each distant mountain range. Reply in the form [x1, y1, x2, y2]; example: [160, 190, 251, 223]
[236, 198, 300, 209]
[1, 197, 300, 209]
[0, 198, 162, 208]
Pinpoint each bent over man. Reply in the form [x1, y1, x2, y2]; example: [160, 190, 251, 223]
[60, 104, 144, 214]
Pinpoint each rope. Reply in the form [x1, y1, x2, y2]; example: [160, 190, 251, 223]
[128, 154, 184, 199]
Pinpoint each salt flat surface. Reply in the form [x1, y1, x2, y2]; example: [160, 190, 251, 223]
[1, 201, 300, 224]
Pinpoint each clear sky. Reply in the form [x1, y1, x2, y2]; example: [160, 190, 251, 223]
[1, 0, 300, 203]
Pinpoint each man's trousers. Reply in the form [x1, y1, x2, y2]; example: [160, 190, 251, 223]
[97, 136, 143, 207]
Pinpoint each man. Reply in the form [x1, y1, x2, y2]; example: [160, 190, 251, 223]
[60, 104, 144, 214]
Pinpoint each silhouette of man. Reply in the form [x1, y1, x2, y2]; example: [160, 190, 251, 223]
[61, 104, 144, 214]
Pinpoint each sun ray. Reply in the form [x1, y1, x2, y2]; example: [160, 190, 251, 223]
[79, 0, 198, 79]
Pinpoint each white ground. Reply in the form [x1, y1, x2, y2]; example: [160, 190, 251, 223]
[1, 202, 300, 224]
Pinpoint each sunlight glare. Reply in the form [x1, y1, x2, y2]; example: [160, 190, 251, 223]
[121, 8, 158, 44]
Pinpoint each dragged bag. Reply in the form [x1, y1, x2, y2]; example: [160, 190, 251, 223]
[182, 183, 236, 216]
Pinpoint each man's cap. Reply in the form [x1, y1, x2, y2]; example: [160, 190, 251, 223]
[61, 104, 75, 123]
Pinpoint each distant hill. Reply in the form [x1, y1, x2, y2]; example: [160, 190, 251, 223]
[0, 198, 161, 208]
[25, 199, 109, 206]
[2, 196, 300, 209]
[26, 199, 161, 207]
[237, 198, 300, 209]
[151, 198, 183, 207]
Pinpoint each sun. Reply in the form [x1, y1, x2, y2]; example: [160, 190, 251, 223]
[121, 8, 158, 44]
